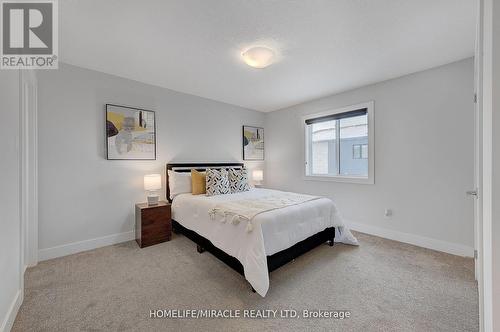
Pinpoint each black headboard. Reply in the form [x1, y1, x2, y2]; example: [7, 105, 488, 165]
[166, 162, 244, 202]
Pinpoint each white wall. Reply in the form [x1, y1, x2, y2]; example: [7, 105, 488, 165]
[0, 72, 22, 332]
[265, 58, 475, 255]
[37, 63, 264, 260]
[36, 59, 476, 260]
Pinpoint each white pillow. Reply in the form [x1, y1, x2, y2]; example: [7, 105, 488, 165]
[168, 170, 192, 200]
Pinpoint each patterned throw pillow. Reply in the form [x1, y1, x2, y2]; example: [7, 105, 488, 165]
[206, 168, 230, 196]
[229, 168, 250, 193]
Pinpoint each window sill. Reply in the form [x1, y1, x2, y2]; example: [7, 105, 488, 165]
[303, 174, 374, 185]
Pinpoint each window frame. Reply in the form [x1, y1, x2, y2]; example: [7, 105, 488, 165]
[303, 101, 375, 184]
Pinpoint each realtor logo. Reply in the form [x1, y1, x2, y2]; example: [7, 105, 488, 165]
[1, 0, 58, 69]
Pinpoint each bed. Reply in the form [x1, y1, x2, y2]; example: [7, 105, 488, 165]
[166, 162, 356, 297]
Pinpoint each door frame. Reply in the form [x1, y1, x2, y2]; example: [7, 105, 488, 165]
[474, 0, 483, 282]
[20, 70, 38, 268]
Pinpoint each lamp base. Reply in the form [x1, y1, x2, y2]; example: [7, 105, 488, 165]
[147, 194, 159, 206]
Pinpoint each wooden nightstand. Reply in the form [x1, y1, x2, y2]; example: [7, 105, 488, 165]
[135, 201, 172, 248]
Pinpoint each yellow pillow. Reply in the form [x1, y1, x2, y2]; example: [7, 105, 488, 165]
[191, 169, 206, 195]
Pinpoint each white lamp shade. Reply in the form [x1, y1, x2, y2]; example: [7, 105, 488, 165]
[252, 170, 264, 182]
[144, 174, 162, 191]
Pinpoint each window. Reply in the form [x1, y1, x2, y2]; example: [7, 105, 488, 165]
[352, 144, 368, 159]
[304, 102, 374, 184]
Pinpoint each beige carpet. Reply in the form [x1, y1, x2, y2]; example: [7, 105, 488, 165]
[12, 232, 478, 332]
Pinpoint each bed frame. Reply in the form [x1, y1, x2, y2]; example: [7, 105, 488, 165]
[166, 162, 335, 291]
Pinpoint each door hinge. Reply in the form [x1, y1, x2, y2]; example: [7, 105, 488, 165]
[474, 249, 478, 259]
[474, 93, 478, 103]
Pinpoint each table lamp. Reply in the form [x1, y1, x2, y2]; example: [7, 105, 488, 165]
[144, 174, 161, 205]
[252, 169, 263, 187]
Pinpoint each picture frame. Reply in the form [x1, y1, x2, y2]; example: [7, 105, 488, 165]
[242, 125, 264, 160]
[105, 104, 156, 160]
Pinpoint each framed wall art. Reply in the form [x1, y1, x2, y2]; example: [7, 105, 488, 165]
[242, 125, 264, 160]
[106, 104, 156, 160]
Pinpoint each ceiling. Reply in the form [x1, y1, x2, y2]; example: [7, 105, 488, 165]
[59, 0, 477, 112]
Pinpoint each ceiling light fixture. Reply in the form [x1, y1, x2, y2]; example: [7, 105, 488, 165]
[242, 46, 275, 69]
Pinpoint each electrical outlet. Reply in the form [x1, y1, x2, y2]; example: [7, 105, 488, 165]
[384, 209, 393, 217]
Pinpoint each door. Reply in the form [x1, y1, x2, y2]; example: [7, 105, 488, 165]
[471, 25, 483, 281]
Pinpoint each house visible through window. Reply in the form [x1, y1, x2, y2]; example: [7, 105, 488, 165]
[305, 102, 373, 183]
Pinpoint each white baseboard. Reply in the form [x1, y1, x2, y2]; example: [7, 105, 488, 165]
[349, 221, 474, 257]
[38, 231, 135, 261]
[0, 289, 23, 332]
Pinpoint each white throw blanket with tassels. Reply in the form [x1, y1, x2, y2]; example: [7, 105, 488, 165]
[204, 190, 358, 297]
[209, 192, 322, 232]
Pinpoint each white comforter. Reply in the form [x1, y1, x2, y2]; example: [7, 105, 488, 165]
[171, 188, 357, 297]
